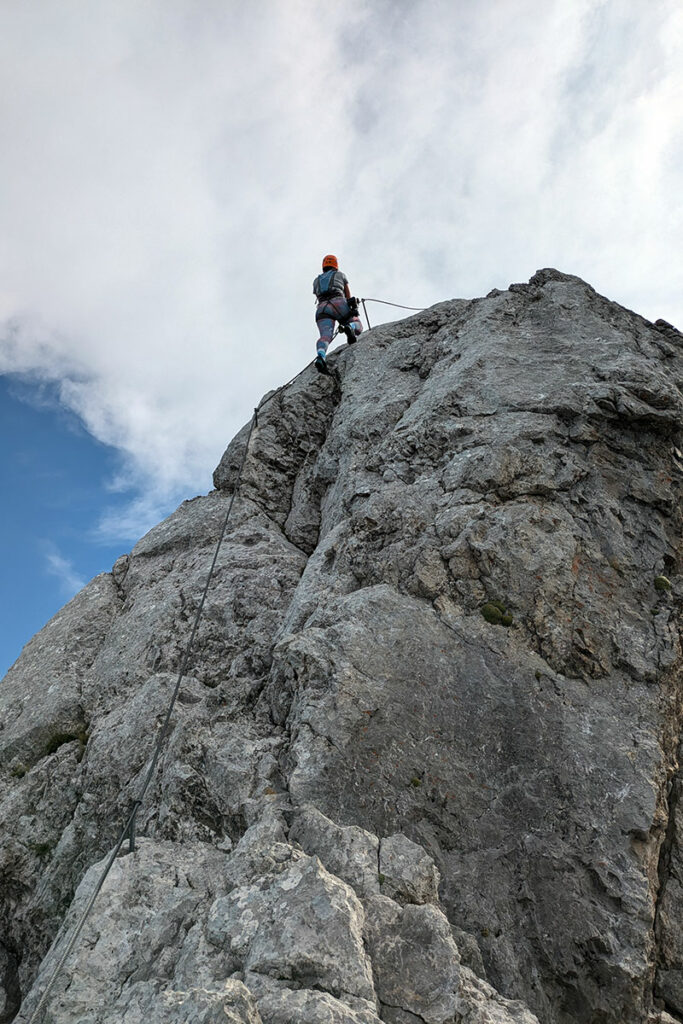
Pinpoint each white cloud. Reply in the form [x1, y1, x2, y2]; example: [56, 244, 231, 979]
[1, 0, 681, 540]
[43, 544, 87, 599]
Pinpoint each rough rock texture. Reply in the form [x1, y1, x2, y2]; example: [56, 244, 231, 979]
[378, 832, 440, 905]
[2, 269, 683, 1024]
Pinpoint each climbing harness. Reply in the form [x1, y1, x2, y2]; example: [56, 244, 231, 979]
[25, 291, 426, 1021]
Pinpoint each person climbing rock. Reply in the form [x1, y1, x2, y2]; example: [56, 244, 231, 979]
[313, 254, 363, 374]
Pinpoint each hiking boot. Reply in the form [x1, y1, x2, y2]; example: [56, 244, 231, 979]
[315, 354, 329, 375]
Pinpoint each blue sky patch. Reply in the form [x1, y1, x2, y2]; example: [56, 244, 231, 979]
[0, 375, 131, 677]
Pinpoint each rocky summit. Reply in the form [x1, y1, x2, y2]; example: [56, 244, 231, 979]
[1, 269, 683, 1024]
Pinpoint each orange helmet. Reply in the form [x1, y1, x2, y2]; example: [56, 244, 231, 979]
[322, 254, 338, 270]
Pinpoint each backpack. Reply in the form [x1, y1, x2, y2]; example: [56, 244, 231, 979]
[314, 270, 343, 300]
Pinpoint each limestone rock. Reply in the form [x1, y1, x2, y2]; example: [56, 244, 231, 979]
[289, 804, 380, 898]
[456, 968, 543, 1023]
[378, 832, 440, 904]
[3, 271, 683, 1024]
[654, 772, 683, 1017]
[251, 983, 381, 1024]
[14, 839, 231, 1024]
[206, 854, 375, 1001]
[363, 895, 461, 1022]
[115, 980, 263, 1024]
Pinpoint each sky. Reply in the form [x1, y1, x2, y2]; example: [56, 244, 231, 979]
[1, 0, 681, 676]
[0, 375, 128, 677]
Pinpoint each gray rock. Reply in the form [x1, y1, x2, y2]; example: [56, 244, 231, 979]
[378, 832, 440, 905]
[655, 773, 683, 1017]
[456, 967, 542, 1023]
[207, 854, 374, 1002]
[3, 270, 683, 1024]
[14, 839, 230, 1024]
[222, 810, 292, 889]
[363, 895, 461, 1023]
[254, 983, 381, 1024]
[379, 1009, 423, 1024]
[364, 897, 538, 1024]
[115, 979, 263, 1024]
[452, 926, 488, 980]
[289, 804, 380, 898]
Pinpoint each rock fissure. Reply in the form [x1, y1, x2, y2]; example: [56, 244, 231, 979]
[379, 999, 428, 1023]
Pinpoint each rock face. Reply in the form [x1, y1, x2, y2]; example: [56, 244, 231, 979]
[1, 269, 682, 1024]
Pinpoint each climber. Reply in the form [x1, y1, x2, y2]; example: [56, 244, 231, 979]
[313, 254, 363, 374]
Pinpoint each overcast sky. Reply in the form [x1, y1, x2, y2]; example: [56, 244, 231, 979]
[0, 0, 681, 666]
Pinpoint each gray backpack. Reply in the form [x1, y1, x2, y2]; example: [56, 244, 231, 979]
[314, 270, 344, 299]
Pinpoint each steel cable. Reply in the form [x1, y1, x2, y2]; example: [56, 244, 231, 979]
[361, 297, 426, 312]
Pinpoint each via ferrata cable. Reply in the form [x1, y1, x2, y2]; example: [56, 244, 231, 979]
[362, 297, 426, 312]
